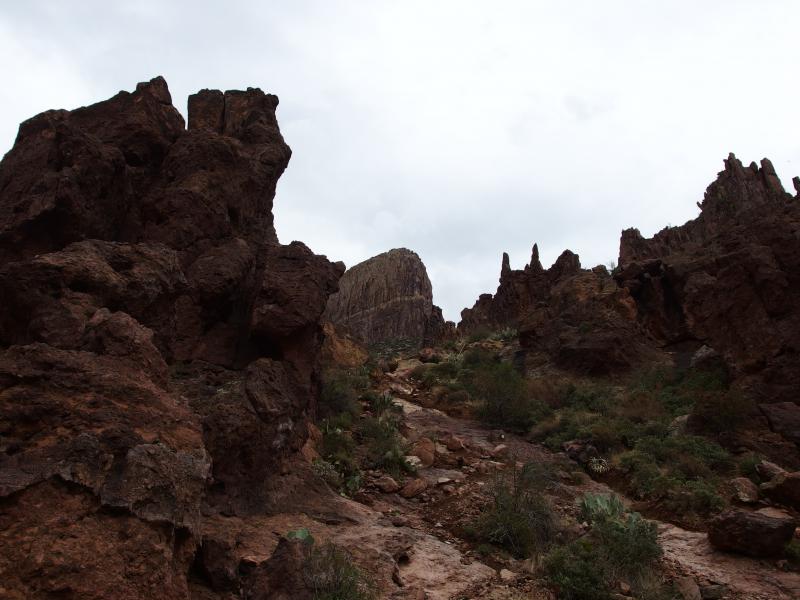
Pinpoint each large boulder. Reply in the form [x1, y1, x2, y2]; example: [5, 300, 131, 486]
[708, 509, 797, 557]
[324, 248, 446, 345]
[760, 471, 800, 510]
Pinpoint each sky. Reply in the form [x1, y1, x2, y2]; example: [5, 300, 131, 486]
[1, 1, 798, 321]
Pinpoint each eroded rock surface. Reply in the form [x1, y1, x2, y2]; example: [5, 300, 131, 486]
[460, 246, 661, 374]
[324, 248, 449, 345]
[0, 77, 342, 599]
[616, 154, 800, 405]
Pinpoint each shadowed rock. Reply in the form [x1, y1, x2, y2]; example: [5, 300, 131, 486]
[0, 77, 342, 599]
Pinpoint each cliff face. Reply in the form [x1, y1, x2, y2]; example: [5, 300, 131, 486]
[0, 78, 343, 598]
[460, 246, 658, 374]
[459, 245, 581, 333]
[616, 154, 800, 403]
[324, 248, 447, 346]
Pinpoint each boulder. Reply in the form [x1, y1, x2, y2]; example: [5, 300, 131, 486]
[708, 509, 797, 557]
[375, 475, 400, 494]
[729, 477, 759, 504]
[760, 471, 800, 510]
[756, 460, 787, 482]
[760, 402, 800, 445]
[410, 437, 436, 468]
[399, 478, 429, 499]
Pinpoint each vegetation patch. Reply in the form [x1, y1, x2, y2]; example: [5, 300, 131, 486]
[544, 493, 668, 600]
[466, 463, 558, 558]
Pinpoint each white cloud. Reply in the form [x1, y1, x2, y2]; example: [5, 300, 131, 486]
[1, 1, 798, 320]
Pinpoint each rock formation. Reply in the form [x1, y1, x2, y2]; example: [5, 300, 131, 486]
[615, 154, 800, 405]
[323, 248, 449, 346]
[0, 77, 343, 598]
[460, 246, 660, 374]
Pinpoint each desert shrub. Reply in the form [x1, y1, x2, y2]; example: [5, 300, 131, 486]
[690, 389, 755, 434]
[319, 420, 361, 495]
[786, 539, 800, 567]
[628, 366, 727, 418]
[526, 377, 570, 408]
[544, 539, 611, 600]
[467, 327, 491, 343]
[357, 416, 413, 477]
[561, 383, 615, 414]
[442, 388, 470, 405]
[430, 359, 460, 380]
[489, 327, 518, 342]
[364, 391, 400, 417]
[533, 409, 597, 451]
[470, 361, 545, 431]
[320, 369, 368, 418]
[738, 453, 764, 484]
[663, 480, 725, 515]
[593, 510, 661, 579]
[409, 364, 428, 381]
[469, 463, 558, 558]
[635, 435, 734, 475]
[304, 541, 377, 600]
[617, 436, 730, 516]
[545, 494, 663, 599]
[579, 493, 626, 524]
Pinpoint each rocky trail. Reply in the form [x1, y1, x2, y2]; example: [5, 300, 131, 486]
[301, 365, 800, 600]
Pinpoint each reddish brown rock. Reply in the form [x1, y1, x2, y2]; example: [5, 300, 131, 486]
[760, 471, 800, 510]
[324, 248, 449, 346]
[400, 478, 429, 499]
[462, 246, 660, 374]
[708, 509, 797, 557]
[410, 437, 436, 468]
[730, 477, 759, 504]
[0, 78, 343, 599]
[616, 154, 800, 405]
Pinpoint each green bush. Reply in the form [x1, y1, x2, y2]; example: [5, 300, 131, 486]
[319, 420, 361, 495]
[357, 416, 413, 478]
[469, 464, 558, 558]
[545, 495, 663, 599]
[320, 369, 368, 418]
[489, 327, 518, 342]
[579, 493, 626, 524]
[364, 391, 400, 417]
[738, 453, 764, 484]
[304, 541, 377, 600]
[690, 389, 754, 434]
[786, 539, 800, 567]
[467, 327, 491, 343]
[617, 436, 730, 517]
[468, 360, 545, 431]
[544, 539, 611, 600]
[628, 366, 728, 418]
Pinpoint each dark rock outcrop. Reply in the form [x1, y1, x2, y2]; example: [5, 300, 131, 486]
[460, 246, 661, 374]
[708, 509, 797, 557]
[616, 154, 800, 405]
[324, 248, 449, 346]
[0, 77, 342, 599]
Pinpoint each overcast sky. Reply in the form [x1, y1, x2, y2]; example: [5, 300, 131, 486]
[2, 2, 798, 321]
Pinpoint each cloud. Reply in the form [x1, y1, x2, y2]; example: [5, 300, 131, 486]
[1, 1, 799, 321]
